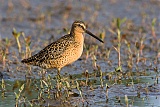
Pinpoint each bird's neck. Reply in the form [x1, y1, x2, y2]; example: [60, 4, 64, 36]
[70, 30, 84, 44]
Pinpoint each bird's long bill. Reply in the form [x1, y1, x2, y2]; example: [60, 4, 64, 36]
[85, 30, 104, 43]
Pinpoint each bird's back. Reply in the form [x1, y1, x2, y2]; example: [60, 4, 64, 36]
[21, 34, 76, 69]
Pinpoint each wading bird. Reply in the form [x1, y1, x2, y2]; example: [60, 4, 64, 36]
[21, 21, 104, 76]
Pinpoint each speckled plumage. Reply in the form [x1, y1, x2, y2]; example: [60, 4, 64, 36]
[21, 20, 103, 72]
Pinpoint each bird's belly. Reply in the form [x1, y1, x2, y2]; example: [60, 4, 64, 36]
[50, 43, 83, 69]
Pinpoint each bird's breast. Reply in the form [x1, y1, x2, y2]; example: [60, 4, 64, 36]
[48, 34, 84, 69]
[65, 34, 84, 65]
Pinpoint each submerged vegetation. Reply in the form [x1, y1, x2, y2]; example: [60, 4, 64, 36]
[0, 0, 160, 107]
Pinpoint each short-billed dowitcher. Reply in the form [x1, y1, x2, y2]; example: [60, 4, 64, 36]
[21, 20, 104, 75]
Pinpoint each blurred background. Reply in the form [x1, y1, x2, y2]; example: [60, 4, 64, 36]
[0, 0, 159, 39]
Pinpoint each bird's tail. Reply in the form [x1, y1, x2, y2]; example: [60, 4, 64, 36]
[21, 56, 36, 64]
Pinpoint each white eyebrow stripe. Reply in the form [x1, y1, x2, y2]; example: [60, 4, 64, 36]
[79, 23, 86, 29]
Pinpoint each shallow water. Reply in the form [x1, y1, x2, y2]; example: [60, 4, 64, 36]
[0, 72, 159, 107]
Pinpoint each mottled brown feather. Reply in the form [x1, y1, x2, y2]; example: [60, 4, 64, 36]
[21, 34, 75, 69]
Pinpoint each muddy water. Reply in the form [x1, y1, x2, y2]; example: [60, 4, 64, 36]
[0, 0, 160, 107]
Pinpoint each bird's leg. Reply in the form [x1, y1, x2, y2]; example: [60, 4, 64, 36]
[41, 69, 46, 79]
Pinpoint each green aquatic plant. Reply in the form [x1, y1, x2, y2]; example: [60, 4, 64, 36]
[124, 40, 133, 69]
[64, 80, 70, 99]
[21, 32, 31, 58]
[99, 29, 106, 42]
[12, 28, 22, 53]
[92, 55, 97, 69]
[76, 80, 84, 101]
[114, 18, 126, 67]
[106, 48, 111, 59]
[85, 70, 89, 86]
[151, 18, 157, 38]
[98, 66, 104, 88]
[125, 95, 128, 107]
[1, 37, 10, 69]
[2, 50, 6, 69]
[4, 37, 10, 54]
[105, 83, 109, 102]
[1, 79, 6, 98]
[14, 84, 24, 107]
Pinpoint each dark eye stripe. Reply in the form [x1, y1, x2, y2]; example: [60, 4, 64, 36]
[78, 24, 85, 30]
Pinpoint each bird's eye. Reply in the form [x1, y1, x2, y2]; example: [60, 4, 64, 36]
[78, 24, 85, 30]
